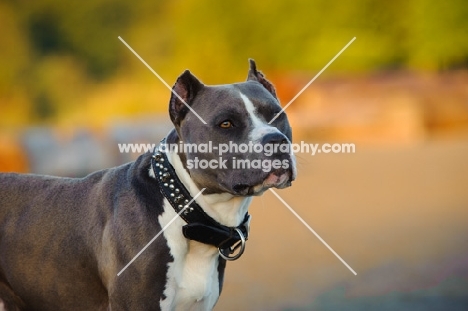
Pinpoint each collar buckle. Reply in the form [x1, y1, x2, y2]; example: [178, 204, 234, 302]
[218, 228, 246, 261]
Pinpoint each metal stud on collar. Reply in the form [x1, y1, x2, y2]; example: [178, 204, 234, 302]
[153, 145, 250, 259]
[218, 228, 246, 261]
[152, 153, 162, 161]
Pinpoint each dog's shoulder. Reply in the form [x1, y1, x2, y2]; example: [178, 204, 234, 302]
[75, 151, 165, 217]
[0, 152, 163, 214]
[123, 151, 165, 214]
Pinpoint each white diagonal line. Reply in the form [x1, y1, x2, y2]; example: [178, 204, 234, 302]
[117, 188, 206, 276]
[269, 189, 357, 275]
[268, 37, 356, 124]
[118, 36, 207, 125]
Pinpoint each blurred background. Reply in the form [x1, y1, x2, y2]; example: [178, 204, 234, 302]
[1, 0, 467, 310]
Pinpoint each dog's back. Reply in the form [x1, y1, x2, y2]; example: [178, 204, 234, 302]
[0, 172, 112, 310]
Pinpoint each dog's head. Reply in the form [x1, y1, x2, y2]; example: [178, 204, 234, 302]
[167, 59, 296, 196]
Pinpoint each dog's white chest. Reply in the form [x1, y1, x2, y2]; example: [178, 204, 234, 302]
[159, 201, 220, 311]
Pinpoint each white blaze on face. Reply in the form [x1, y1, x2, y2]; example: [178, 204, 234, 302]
[239, 91, 297, 181]
[239, 92, 282, 143]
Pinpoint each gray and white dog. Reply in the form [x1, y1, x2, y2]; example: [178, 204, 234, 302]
[0, 60, 296, 311]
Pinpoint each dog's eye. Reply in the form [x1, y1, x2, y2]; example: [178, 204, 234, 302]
[219, 120, 233, 128]
[272, 111, 283, 121]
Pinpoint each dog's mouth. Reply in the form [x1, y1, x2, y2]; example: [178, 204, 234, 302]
[232, 168, 294, 196]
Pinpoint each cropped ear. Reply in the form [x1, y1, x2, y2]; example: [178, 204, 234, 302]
[246, 59, 277, 99]
[169, 70, 204, 126]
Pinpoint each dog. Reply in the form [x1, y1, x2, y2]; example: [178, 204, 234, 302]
[0, 59, 296, 311]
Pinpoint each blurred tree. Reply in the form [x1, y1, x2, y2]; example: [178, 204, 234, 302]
[407, 0, 468, 70]
[22, 0, 134, 79]
[1, 0, 468, 127]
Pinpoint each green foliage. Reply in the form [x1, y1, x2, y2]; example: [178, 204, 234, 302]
[407, 0, 468, 70]
[22, 0, 134, 79]
[0, 0, 467, 125]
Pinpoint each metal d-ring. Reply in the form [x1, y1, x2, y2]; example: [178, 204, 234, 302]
[218, 228, 246, 261]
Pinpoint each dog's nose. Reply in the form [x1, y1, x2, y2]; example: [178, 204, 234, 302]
[261, 133, 288, 147]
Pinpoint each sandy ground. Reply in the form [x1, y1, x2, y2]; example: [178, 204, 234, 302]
[215, 138, 468, 311]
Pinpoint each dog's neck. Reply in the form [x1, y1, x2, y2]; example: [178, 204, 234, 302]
[162, 130, 252, 227]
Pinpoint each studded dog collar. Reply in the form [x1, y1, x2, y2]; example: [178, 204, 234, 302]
[151, 140, 251, 261]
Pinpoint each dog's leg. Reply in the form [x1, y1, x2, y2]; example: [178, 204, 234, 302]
[0, 283, 25, 311]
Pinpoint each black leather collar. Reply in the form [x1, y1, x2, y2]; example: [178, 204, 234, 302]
[151, 140, 250, 260]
